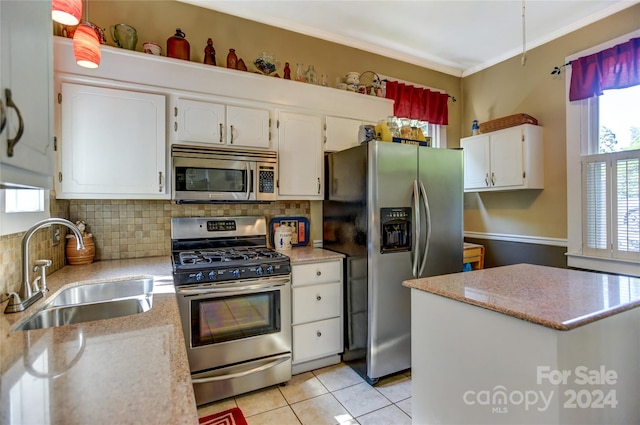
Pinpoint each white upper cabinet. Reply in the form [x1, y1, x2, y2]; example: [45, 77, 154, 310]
[57, 83, 168, 199]
[172, 97, 271, 149]
[277, 111, 323, 199]
[0, 0, 53, 189]
[324, 116, 363, 152]
[53, 38, 394, 201]
[461, 124, 544, 192]
[227, 105, 271, 149]
[172, 98, 224, 145]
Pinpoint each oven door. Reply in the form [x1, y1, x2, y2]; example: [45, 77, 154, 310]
[173, 155, 256, 202]
[176, 276, 292, 373]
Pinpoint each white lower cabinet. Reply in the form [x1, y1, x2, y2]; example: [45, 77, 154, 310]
[291, 259, 343, 374]
[293, 318, 342, 363]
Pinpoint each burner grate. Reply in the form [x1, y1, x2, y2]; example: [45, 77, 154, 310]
[176, 247, 286, 266]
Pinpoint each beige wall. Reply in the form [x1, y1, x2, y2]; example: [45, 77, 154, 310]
[462, 4, 640, 240]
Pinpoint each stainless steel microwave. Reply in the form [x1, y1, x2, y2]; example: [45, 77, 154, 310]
[171, 145, 277, 202]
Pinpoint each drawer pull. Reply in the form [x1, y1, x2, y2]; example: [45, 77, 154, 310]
[316, 331, 322, 337]
[316, 295, 322, 301]
[316, 270, 322, 276]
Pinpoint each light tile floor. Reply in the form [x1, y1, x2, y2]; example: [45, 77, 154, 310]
[197, 363, 412, 425]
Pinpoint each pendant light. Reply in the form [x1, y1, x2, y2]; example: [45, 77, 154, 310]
[52, 0, 82, 26]
[72, 0, 100, 68]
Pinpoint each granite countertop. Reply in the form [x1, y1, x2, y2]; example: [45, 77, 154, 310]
[285, 246, 345, 263]
[403, 263, 640, 331]
[0, 256, 198, 425]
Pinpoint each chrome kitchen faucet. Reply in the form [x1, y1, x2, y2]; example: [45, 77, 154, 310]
[4, 218, 84, 313]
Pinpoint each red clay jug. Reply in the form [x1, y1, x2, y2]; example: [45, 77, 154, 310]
[167, 28, 190, 60]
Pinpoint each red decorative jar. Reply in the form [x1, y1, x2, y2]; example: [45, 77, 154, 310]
[167, 28, 189, 60]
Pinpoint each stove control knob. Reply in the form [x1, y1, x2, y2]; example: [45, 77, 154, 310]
[256, 266, 263, 276]
[208, 271, 216, 280]
[266, 265, 274, 274]
[195, 272, 204, 282]
[232, 269, 240, 278]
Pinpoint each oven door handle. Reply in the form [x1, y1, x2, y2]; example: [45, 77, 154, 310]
[191, 353, 291, 384]
[176, 276, 290, 295]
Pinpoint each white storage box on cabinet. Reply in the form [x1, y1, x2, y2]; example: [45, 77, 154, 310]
[171, 97, 271, 149]
[461, 123, 544, 192]
[291, 259, 343, 374]
[56, 82, 168, 199]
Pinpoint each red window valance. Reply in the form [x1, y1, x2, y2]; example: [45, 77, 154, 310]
[385, 80, 449, 125]
[569, 37, 640, 101]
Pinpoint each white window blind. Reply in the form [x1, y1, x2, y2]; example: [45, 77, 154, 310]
[583, 151, 640, 260]
[583, 157, 608, 254]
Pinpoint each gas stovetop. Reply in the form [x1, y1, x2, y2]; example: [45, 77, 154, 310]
[176, 247, 286, 266]
[170, 216, 291, 286]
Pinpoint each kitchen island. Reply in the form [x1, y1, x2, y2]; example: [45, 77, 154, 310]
[0, 257, 198, 425]
[403, 263, 640, 425]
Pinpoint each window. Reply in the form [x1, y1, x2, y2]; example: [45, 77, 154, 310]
[4, 189, 45, 213]
[0, 188, 49, 235]
[379, 75, 449, 148]
[566, 29, 640, 275]
[385, 116, 447, 148]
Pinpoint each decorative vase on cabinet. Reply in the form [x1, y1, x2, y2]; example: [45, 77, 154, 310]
[167, 28, 189, 60]
[227, 49, 238, 69]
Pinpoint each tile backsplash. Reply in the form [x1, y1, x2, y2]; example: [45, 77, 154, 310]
[0, 197, 309, 298]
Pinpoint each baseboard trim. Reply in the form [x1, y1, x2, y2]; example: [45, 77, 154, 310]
[464, 231, 567, 247]
[292, 355, 341, 375]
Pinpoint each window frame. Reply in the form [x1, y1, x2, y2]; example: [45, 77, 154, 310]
[566, 29, 640, 276]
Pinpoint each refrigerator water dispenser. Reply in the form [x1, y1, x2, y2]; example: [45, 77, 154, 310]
[380, 207, 412, 253]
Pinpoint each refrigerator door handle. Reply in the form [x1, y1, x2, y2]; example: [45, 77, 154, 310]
[412, 179, 420, 278]
[418, 180, 432, 276]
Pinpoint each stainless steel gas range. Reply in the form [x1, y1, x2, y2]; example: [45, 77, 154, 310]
[171, 216, 292, 406]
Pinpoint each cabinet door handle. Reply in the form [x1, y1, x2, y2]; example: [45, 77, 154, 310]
[158, 171, 163, 192]
[316, 295, 322, 301]
[174, 122, 177, 132]
[491, 172, 495, 186]
[0, 99, 6, 135]
[316, 331, 322, 337]
[219, 123, 223, 143]
[317, 177, 321, 194]
[230, 125, 234, 144]
[316, 270, 321, 276]
[5, 89, 24, 157]
[484, 173, 489, 187]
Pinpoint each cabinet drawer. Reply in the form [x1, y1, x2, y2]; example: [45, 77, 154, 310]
[293, 317, 342, 363]
[292, 260, 341, 286]
[293, 282, 341, 324]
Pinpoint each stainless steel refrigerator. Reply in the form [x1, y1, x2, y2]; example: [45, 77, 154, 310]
[323, 140, 463, 383]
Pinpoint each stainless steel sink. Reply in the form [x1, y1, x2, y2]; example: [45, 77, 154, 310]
[49, 277, 153, 307]
[13, 277, 154, 331]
